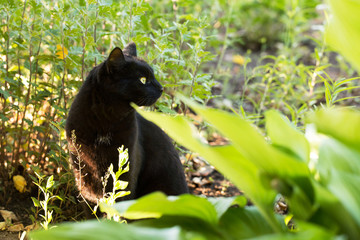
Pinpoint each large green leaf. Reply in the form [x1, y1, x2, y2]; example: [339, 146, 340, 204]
[101, 192, 232, 226]
[318, 138, 360, 178]
[245, 222, 336, 240]
[328, 170, 360, 226]
[29, 220, 183, 240]
[176, 98, 315, 219]
[178, 97, 310, 178]
[100, 194, 251, 240]
[309, 108, 360, 151]
[132, 215, 223, 240]
[311, 181, 360, 239]
[265, 110, 309, 163]
[219, 206, 286, 239]
[265, 111, 316, 220]
[326, 0, 360, 72]
[134, 105, 281, 232]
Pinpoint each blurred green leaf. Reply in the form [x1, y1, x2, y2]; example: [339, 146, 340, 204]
[318, 139, 360, 177]
[219, 207, 286, 239]
[101, 192, 220, 226]
[326, 0, 360, 72]
[328, 170, 360, 226]
[30, 220, 183, 240]
[265, 110, 309, 162]
[308, 109, 360, 151]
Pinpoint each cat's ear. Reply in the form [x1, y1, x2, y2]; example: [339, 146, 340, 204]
[107, 47, 125, 72]
[123, 42, 137, 57]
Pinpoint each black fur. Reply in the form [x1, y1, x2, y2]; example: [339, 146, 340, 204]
[65, 43, 188, 204]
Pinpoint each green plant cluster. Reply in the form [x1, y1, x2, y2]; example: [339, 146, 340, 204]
[0, 0, 217, 198]
[30, 99, 360, 239]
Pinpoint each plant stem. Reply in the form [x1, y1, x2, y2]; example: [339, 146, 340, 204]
[11, 0, 28, 165]
[128, 0, 134, 42]
[0, 13, 11, 175]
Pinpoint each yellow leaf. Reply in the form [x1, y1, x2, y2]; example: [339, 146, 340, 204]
[13, 175, 27, 193]
[55, 44, 69, 59]
[232, 54, 245, 65]
[285, 214, 293, 226]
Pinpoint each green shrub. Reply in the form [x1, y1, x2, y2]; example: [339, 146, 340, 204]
[0, 0, 215, 195]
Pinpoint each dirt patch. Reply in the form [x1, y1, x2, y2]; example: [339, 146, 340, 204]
[0, 231, 20, 240]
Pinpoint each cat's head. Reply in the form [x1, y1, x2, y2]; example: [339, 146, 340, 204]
[97, 43, 163, 106]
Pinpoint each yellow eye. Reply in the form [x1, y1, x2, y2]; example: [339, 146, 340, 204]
[140, 77, 147, 84]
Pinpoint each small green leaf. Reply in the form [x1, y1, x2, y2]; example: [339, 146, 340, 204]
[46, 175, 54, 190]
[31, 197, 41, 207]
[114, 180, 128, 191]
[113, 191, 130, 200]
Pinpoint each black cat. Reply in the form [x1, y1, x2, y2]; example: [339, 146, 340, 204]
[65, 43, 188, 204]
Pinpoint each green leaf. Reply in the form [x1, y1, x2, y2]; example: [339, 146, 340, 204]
[308, 109, 360, 151]
[326, 0, 360, 72]
[113, 190, 130, 199]
[132, 215, 220, 240]
[219, 206, 286, 239]
[114, 180, 128, 191]
[31, 197, 41, 207]
[328, 170, 360, 226]
[265, 110, 309, 163]
[0, 88, 11, 99]
[311, 181, 360, 238]
[244, 222, 335, 240]
[318, 138, 360, 177]
[46, 175, 54, 190]
[29, 220, 183, 240]
[102, 192, 219, 226]
[178, 97, 315, 219]
[207, 195, 246, 220]
[179, 96, 309, 178]
[133, 102, 281, 232]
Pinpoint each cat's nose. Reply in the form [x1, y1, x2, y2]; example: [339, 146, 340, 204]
[156, 81, 163, 92]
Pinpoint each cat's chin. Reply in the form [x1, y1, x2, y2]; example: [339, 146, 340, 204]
[134, 97, 159, 107]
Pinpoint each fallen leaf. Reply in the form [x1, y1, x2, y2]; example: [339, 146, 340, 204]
[8, 223, 24, 232]
[0, 210, 18, 222]
[25, 223, 40, 231]
[13, 175, 27, 193]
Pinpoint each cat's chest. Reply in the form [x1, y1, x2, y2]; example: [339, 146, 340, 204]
[95, 132, 112, 146]
[93, 127, 138, 148]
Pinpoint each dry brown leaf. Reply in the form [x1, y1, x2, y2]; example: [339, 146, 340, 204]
[0, 210, 18, 222]
[25, 223, 40, 231]
[8, 223, 24, 232]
